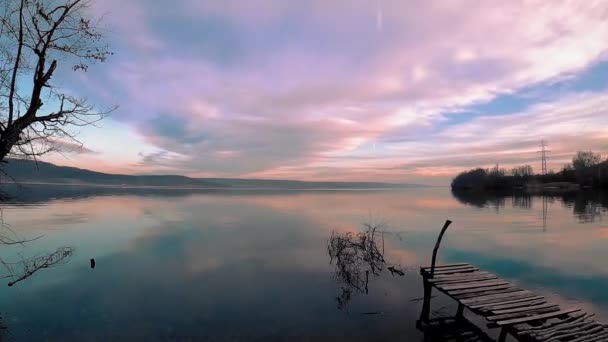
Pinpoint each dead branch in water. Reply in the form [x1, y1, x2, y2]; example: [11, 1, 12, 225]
[328, 220, 406, 311]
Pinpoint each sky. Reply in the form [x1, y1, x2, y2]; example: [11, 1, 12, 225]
[43, 0, 608, 184]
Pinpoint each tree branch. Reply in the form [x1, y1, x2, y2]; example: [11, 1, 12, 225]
[7, 0, 24, 126]
[34, 111, 64, 123]
[0, 0, 114, 161]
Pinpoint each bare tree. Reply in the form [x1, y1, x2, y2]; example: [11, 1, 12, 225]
[572, 151, 603, 171]
[0, 0, 113, 163]
[511, 165, 534, 178]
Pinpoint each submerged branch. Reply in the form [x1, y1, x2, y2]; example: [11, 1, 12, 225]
[328, 220, 405, 311]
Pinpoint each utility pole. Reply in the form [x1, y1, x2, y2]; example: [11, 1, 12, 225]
[537, 140, 550, 176]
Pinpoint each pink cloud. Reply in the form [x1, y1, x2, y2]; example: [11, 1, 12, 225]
[42, 0, 608, 182]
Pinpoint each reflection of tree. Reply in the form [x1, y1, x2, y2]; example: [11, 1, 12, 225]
[327, 221, 404, 311]
[450, 188, 510, 209]
[0, 207, 73, 286]
[561, 191, 607, 223]
[1, 247, 73, 287]
[0, 203, 74, 339]
[452, 188, 608, 224]
[512, 193, 532, 209]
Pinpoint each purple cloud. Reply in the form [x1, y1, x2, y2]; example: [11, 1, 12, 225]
[43, 0, 608, 182]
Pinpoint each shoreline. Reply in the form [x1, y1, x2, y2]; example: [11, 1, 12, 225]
[2, 181, 425, 192]
[452, 181, 593, 193]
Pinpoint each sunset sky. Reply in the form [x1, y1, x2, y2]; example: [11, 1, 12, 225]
[44, 0, 608, 184]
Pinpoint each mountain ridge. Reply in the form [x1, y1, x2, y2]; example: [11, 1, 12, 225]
[0, 159, 424, 189]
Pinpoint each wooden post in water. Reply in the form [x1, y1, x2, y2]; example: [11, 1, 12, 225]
[419, 280, 433, 324]
[456, 303, 465, 320]
[420, 220, 453, 324]
[430, 220, 452, 277]
[498, 327, 508, 342]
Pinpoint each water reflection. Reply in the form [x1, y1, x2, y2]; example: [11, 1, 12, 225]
[451, 188, 608, 223]
[0, 204, 74, 287]
[2, 247, 73, 287]
[417, 316, 494, 342]
[2, 185, 608, 339]
[0, 195, 75, 338]
[561, 192, 608, 223]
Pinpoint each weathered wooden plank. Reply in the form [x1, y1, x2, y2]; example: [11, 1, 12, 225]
[527, 319, 592, 339]
[588, 332, 608, 342]
[494, 308, 582, 327]
[420, 266, 479, 274]
[550, 324, 603, 339]
[581, 332, 608, 342]
[429, 274, 487, 282]
[578, 332, 608, 342]
[451, 284, 517, 296]
[456, 288, 525, 301]
[427, 265, 477, 271]
[429, 271, 479, 278]
[474, 297, 546, 311]
[431, 275, 488, 283]
[421, 263, 471, 270]
[489, 308, 562, 324]
[487, 305, 560, 321]
[439, 279, 510, 291]
[422, 266, 478, 275]
[568, 328, 608, 342]
[536, 321, 601, 341]
[460, 290, 534, 304]
[469, 295, 544, 310]
[490, 303, 558, 315]
[516, 312, 590, 335]
[430, 267, 479, 275]
[431, 271, 488, 278]
[431, 275, 499, 285]
[430, 272, 495, 282]
[580, 332, 608, 342]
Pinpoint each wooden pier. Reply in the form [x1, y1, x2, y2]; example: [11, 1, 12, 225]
[418, 221, 608, 341]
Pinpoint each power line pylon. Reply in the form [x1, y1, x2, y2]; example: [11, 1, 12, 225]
[537, 140, 550, 175]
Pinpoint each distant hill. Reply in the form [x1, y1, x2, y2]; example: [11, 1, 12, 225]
[0, 159, 423, 190]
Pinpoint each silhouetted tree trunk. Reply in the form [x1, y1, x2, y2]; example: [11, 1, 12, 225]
[0, 0, 115, 163]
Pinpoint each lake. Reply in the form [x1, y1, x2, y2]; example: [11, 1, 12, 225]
[0, 185, 607, 341]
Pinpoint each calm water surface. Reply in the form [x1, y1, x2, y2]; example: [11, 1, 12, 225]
[0, 186, 607, 341]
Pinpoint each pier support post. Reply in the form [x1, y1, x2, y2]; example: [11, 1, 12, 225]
[456, 303, 464, 319]
[419, 279, 432, 323]
[498, 327, 508, 342]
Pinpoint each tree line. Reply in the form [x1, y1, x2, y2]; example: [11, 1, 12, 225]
[451, 151, 608, 189]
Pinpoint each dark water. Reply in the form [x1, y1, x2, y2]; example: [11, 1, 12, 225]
[0, 185, 607, 341]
